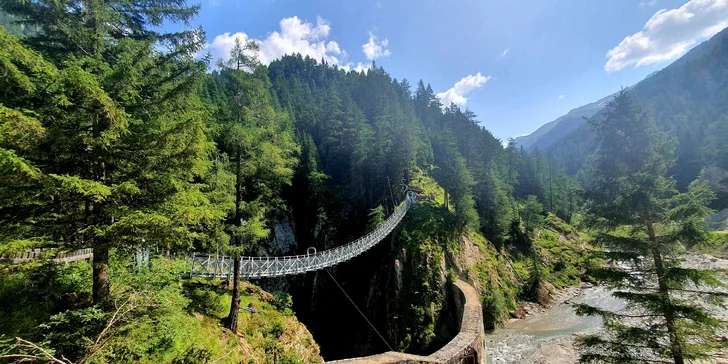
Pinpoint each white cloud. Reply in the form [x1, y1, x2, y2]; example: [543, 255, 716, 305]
[206, 16, 356, 68]
[640, 0, 659, 8]
[207, 32, 253, 62]
[501, 47, 510, 56]
[362, 32, 391, 60]
[557, 94, 566, 100]
[326, 41, 341, 55]
[605, 0, 728, 72]
[436, 73, 491, 107]
[338, 61, 371, 74]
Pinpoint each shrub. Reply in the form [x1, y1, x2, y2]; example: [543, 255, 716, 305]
[187, 288, 224, 317]
[171, 346, 213, 364]
[273, 292, 294, 316]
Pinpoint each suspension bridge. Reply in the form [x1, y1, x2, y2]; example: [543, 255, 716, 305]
[2, 190, 486, 363]
[187, 191, 419, 279]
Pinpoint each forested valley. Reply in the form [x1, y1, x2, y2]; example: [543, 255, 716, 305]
[1, 1, 728, 363]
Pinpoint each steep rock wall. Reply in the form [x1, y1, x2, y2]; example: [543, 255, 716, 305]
[325, 279, 485, 364]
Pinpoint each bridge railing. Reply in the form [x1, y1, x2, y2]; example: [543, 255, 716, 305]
[188, 192, 417, 279]
[1, 248, 94, 264]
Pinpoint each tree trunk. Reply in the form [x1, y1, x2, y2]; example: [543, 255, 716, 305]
[648, 223, 685, 364]
[91, 110, 109, 304]
[226, 254, 241, 332]
[92, 242, 110, 304]
[226, 155, 243, 332]
[548, 162, 553, 213]
[443, 188, 449, 210]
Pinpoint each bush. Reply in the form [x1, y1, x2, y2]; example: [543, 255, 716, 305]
[40, 306, 108, 360]
[482, 284, 509, 330]
[171, 346, 213, 364]
[273, 292, 294, 316]
[187, 288, 224, 317]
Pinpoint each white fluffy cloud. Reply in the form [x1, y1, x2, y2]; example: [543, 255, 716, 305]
[206, 16, 359, 68]
[640, 0, 659, 8]
[340, 62, 371, 73]
[557, 94, 566, 100]
[605, 0, 728, 72]
[362, 32, 391, 60]
[436, 73, 491, 107]
[207, 32, 251, 62]
[206, 16, 383, 73]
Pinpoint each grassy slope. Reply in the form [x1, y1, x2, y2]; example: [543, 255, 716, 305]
[0, 258, 322, 364]
[407, 170, 593, 330]
[690, 231, 728, 258]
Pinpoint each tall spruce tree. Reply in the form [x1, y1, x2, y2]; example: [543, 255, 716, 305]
[0, 27, 59, 254]
[576, 90, 725, 363]
[0, 0, 218, 304]
[211, 36, 298, 332]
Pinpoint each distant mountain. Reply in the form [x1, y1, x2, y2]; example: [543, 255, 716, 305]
[514, 92, 616, 151]
[514, 71, 667, 152]
[523, 26, 728, 192]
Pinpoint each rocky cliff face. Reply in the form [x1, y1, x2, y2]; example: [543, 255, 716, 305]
[256, 175, 525, 360]
[255, 169, 593, 361]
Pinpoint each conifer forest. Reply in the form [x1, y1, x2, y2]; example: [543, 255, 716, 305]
[1, 1, 728, 363]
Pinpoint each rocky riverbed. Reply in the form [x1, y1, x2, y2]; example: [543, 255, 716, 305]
[486, 254, 728, 364]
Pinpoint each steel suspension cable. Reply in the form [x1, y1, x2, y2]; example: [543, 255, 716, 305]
[323, 267, 394, 351]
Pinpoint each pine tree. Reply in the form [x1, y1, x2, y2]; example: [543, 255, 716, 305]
[576, 90, 725, 363]
[431, 132, 478, 230]
[211, 37, 298, 332]
[0, 27, 58, 254]
[0, 0, 216, 303]
[521, 195, 545, 233]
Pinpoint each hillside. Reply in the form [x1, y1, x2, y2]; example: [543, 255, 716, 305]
[0, 257, 323, 363]
[519, 26, 728, 192]
[1, 14, 594, 361]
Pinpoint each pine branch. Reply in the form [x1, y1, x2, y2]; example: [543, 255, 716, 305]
[0, 338, 73, 364]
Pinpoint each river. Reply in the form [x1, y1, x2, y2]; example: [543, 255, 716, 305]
[485, 286, 625, 364]
[485, 253, 728, 364]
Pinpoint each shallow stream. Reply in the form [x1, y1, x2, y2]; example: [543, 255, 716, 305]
[485, 287, 625, 364]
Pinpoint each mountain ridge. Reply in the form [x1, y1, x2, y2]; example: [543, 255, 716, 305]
[514, 26, 728, 157]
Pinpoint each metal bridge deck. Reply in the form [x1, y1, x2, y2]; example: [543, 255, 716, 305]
[188, 192, 417, 279]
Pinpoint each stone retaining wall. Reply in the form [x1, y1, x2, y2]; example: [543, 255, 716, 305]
[326, 279, 485, 364]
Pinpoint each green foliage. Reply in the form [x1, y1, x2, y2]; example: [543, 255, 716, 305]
[366, 205, 386, 233]
[186, 286, 225, 317]
[0, 0, 638, 358]
[0, 257, 323, 363]
[703, 115, 728, 172]
[577, 90, 726, 364]
[0, 0, 221, 304]
[546, 28, 728, 193]
[393, 203, 451, 353]
[273, 292, 295, 317]
[0, 261, 92, 338]
[170, 346, 213, 364]
[41, 307, 108, 360]
[691, 231, 728, 258]
[521, 195, 545, 233]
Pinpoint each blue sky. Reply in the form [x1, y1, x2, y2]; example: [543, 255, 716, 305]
[194, 0, 728, 141]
